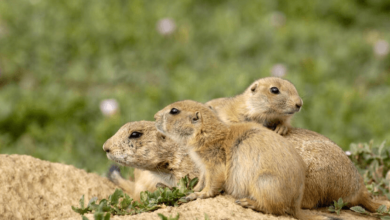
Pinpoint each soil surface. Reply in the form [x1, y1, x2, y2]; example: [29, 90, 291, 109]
[0, 154, 382, 220]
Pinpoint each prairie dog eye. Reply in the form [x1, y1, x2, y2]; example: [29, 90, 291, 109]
[129, 132, 142, 139]
[169, 108, 180, 115]
[270, 87, 280, 94]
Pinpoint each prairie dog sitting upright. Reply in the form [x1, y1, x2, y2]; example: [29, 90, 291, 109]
[206, 77, 302, 135]
[103, 121, 199, 200]
[154, 100, 332, 220]
[206, 77, 389, 211]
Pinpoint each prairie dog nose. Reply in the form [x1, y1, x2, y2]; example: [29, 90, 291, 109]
[103, 141, 110, 153]
[154, 112, 161, 120]
[295, 99, 303, 111]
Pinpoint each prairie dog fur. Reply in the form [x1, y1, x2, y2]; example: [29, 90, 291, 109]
[107, 166, 165, 201]
[285, 128, 390, 210]
[206, 78, 389, 211]
[154, 100, 332, 220]
[103, 121, 199, 200]
[206, 77, 303, 135]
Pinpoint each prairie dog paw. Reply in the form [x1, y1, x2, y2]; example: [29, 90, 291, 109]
[274, 124, 289, 136]
[235, 198, 257, 209]
[185, 192, 213, 201]
[184, 193, 199, 201]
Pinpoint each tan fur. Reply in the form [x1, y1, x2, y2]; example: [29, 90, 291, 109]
[286, 128, 390, 210]
[102, 121, 199, 200]
[206, 77, 303, 135]
[206, 77, 390, 211]
[154, 100, 331, 220]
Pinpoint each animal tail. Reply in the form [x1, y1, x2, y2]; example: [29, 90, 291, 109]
[358, 190, 390, 213]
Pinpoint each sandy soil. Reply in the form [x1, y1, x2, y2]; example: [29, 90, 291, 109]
[0, 154, 382, 220]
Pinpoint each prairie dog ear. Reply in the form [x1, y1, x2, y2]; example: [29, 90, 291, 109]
[250, 83, 258, 92]
[192, 111, 201, 123]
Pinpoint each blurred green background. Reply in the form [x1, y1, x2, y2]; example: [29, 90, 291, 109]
[0, 0, 389, 174]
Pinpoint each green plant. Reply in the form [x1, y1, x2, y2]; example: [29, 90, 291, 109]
[349, 141, 390, 199]
[350, 205, 390, 220]
[72, 176, 198, 219]
[328, 198, 348, 215]
[158, 213, 180, 220]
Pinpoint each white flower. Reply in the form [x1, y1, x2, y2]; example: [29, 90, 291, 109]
[345, 151, 352, 156]
[270, 12, 286, 27]
[100, 99, 119, 116]
[374, 39, 389, 57]
[271, 64, 287, 77]
[157, 18, 176, 36]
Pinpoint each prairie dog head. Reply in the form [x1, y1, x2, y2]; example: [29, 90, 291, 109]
[244, 77, 303, 121]
[154, 100, 222, 145]
[103, 121, 176, 172]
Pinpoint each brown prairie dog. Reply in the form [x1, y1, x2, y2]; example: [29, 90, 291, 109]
[206, 77, 389, 211]
[154, 100, 331, 220]
[102, 121, 199, 200]
[206, 77, 303, 135]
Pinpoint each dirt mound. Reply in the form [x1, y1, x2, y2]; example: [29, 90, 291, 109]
[0, 154, 117, 220]
[0, 154, 380, 220]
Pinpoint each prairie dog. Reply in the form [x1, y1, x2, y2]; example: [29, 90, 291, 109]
[103, 121, 199, 200]
[154, 100, 332, 220]
[206, 77, 303, 135]
[206, 78, 389, 211]
[107, 166, 163, 201]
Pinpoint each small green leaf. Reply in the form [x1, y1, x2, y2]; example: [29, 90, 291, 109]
[350, 206, 367, 214]
[94, 211, 104, 220]
[204, 213, 209, 220]
[328, 206, 335, 213]
[80, 195, 85, 209]
[378, 141, 386, 155]
[173, 213, 180, 220]
[120, 194, 132, 209]
[140, 191, 149, 203]
[103, 212, 111, 220]
[88, 197, 98, 207]
[189, 177, 199, 190]
[178, 177, 187, 194]
[82, 216, 89, 220]
[109, 189, 123, 206]
[377, 205, 387, 214]
[337, 198, 343, 206]
[71, 206, 89, 215]
[158, 213, 168, 220]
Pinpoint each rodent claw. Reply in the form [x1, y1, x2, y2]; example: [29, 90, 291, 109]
[185, 193, 198, 201]
[108, 164, 121, 174]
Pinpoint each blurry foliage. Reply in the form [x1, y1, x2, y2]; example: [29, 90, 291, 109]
[0, 0, 390, 174]
[349, 141, 390, 199]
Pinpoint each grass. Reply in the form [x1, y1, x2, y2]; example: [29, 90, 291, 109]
[0, 0, 390, 174]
